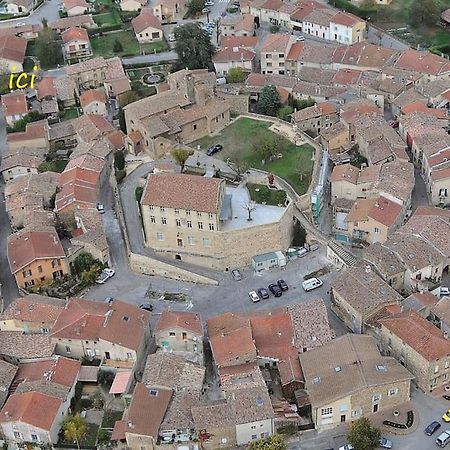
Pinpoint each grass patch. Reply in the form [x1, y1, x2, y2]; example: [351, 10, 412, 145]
[192, 118, 315, 195]
[101, 410, 123, 429]
[247, 183, 287, 206]
[91, 30, 168, 58]
[93, 10, 121, 26]
[82, 423, 99, 446]
[38, 159, 69, 173]
[61, 108, 79, 121]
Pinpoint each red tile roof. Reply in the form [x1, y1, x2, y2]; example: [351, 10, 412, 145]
[220, 36, 258, 49]
[0, 392, 62, 431]
[431, 166, 450, 181]
[80, 89, 106, 108]
[332, 68, 362, 85]
[213, 46, 255, 63]
[331, 11, 363, 27]
[261, 33, 292, 53]
[7, 228, 65, 274]
[395, 49, 450, 76]
[125, 383, 172, 438]
[155, 310, 202, 336]
[61, 26, 89, 44]
[37, 77, 56, 100]
[1, 91, 27, 116]
[142, 173, 224, 214]
[51, 298, 150, 351]
[380, 311, 450, 361]
[414, 206, 450, 218]
[401, 101, 447, 119]
[15, 356, 81, 388]
[105, 130, 125, 150]
[0, 35, 27, 64]
[64, 0, 88, 10]
[132, 8, 162, 34]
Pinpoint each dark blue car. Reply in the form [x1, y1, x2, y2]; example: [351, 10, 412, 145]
[425, 421, 441, 436]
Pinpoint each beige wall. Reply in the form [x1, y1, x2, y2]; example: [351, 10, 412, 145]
[83, 100, 107, 117]
[15, 257, 69, 290]
[236, 419, 273, 445]
[430, 177, 450, 207]
[155, 326, 204, 362]
[322, 129, 350, 153]
[120, 0, 142, 11]
[200, 425, 236, 449]
[126, 431, 155, 450]
[331, 179, 373, 203]
[346, 217, 391, 244]
[0, 318, 53, 334]
[136, 26, 163, 43]
[313, 380, 410, 430]
[379, 324, 450, 392]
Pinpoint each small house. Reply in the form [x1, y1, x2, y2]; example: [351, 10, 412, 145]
[252, 251, 286, 271]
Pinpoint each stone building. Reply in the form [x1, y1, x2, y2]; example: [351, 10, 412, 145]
[300, 334, 413, 430]
[140, 173, 293, 270]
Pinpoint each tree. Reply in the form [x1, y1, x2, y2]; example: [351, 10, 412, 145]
[62, 414, 88, 450]
[35, 28, 63, 69]
[408, 0, 439, 26]
[292, 220, 306, 246]
[227, 67, 245, 83]
[174, 23, 215, 69]
[188, 0, 205, 14]
[228, 154, 248, 178]
[114, 151, 125, 171]
[135, 186, 144, 202]
[242, 200, 257, 221]
[277, 105, 293, 122]
[171, 147, 194, 171]
[257, 85, 280, 117]
[113, 38, 123, 53]
[72, 252, 96, 276]
[248, 434, 286, 450]
[347, 417, 381, 450]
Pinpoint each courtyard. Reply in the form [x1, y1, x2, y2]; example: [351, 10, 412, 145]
[192, 117, 315, 195]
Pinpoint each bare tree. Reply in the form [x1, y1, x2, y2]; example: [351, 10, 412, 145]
[242, 201, 257, 221]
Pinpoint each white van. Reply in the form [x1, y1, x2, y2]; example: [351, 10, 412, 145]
[436, 430, 450, 447]
[302, 277, 323, 292]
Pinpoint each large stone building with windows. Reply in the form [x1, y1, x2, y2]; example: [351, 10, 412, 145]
[140, 173, 293, 270]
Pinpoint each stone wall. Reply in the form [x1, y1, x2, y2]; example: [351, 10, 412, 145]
[217, 92, 249, 115]
[129, 252, 218, 285]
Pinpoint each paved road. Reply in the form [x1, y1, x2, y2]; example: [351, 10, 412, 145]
[367, 24, 409, 51]
[121, 50, 178, 66]
[0, 0, 59, 28]
[411, 167, 430, 211]
[0, 112, 19, 308]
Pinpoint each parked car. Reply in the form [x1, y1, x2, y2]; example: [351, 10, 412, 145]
[302, 277, 323, 292]
[139, 303, 153, 311]
[96, 203, 105, 214]
[168, 33, 176, 42]
[442, 409, 450, 422]
[297, 246, 308, 257]
[338, 445, 353, 450]
[268, 283, 282, 297]
[425, 421, 441, 436]
[95, 268, 115, 284]
[231, 269, 242, 281]
[440, 287, 450, 296]
[205, 0, 214, 5]
[296, 35, 305, 41]
[202, 7, 210, 13]
[277, 279, 288, 291]
[248, 291, 260, 303]
[257, 288, 270, 299]
[444, 395, 450, 400]
[206, 143, 223, 156]
[379, 437, 392, 449]
[436, 430, 450, 447]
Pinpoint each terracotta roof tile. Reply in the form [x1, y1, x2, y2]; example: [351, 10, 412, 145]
[380, 311, 450, 361]
[1, 91, 27, 116]
[61, 26, 89, 44]
[79, 88, 106, 108]
[213, 46, 255, 63]
[395, 49, 450, 76]
[0, 35, 26, 64]
[331, 11, 363, 27]
[142, 173, 224, 214]
[155, 310, 202, 336]
[132, 8, 162, 34]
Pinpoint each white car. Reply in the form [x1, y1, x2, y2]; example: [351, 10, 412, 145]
[248, 291, 260, 303]
[96, 203, 105, 214]
[339, 445, 353, 450]
[296, 35, 305, 42]
[205, 0, 214, 5]
[302, 277, 323, 292]
[168, 33, 176, 42]
[95, 268, 115, 284]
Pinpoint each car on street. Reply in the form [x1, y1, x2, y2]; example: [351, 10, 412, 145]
[205, 0, 214, 5]
[296, 35, 305, 41]
[168, 33, 176, 42]
[96, 203, 105, 214]
[248, 291, 260, 303]
[139, 303, 153, 311]
[257, 288, 269, 299]
[440, 287, 450, 296]
[277, 279, 288, 291]
[95, 268, 115, 284]
[338, 445, 353, 450]
[202, 7, 210, 13]
[231, 269, 242, 281]
[379, 437, 392, 449]
[302, 277, 323, 292]
[436, 429, 450, 447]
[268, 283, 282, 297]
[206, 143, 223, 156]
[442, 409, 450, 422]
[425, 421, 441, 436]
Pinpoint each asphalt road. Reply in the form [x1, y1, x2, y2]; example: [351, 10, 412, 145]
[0, 0, 59, 28]
[0, 112, 19, 308]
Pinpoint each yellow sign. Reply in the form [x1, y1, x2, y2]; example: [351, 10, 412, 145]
[9, 65, 39, 90]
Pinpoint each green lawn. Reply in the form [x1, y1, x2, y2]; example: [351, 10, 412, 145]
[91, 30, 168, 57]
[247, 183, 287, 206]
[61, 108, 80, 121]
[193, 118, 315, 195]
[38, 159, 69, 173]
[101, 410, 123, 429]
[93, 10, 121, 26]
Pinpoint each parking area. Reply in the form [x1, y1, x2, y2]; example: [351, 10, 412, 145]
[85, 245, 346, 334]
